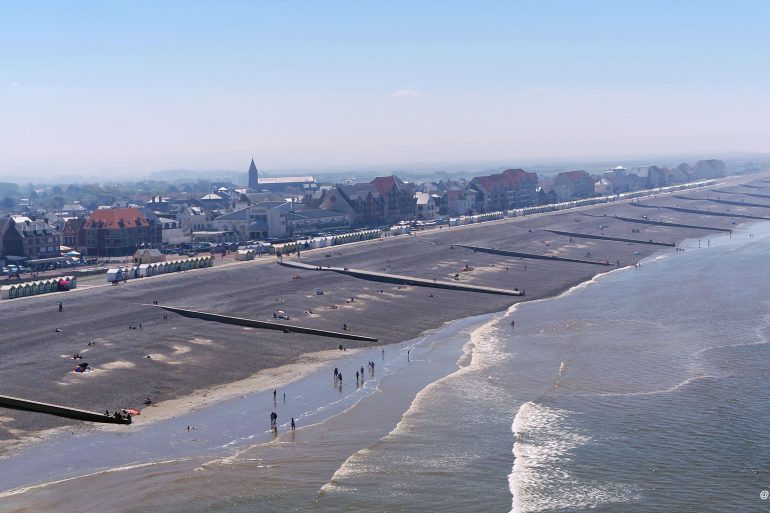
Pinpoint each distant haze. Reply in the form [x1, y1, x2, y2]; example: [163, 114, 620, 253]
[1, 1, 769, 180]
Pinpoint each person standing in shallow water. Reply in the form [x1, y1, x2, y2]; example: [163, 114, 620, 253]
[291, 418, 296, 431]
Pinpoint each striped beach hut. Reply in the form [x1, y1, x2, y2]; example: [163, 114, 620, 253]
[1, 284, 16, 299]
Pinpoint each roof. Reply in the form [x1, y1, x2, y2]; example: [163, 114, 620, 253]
[258, 176, 315, 184]
[213, 207, 249, 221]
[445, 190, 462, 201]
[370, 175, 409, 197]
[201, 193, 224, 200]
[8, 216, 59, 237]
[84, 208, 150, 229]
[470, 169, 537, 192]
[414, 192, 433, 205]
[557, 170, 591, 183]
[134, 248, 162, 256]
[339, 183, 380, 201]
[254, 200, 290, 209]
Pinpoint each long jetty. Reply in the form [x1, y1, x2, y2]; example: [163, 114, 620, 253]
[279, 261, 525, 296]
[157, 305, 378, 342]
[663, 206, 770, 221]
[0, 395, 131, 424]
[545, 229, 675, 247]
[581, 213, 732, 232]
[457, 244, 612, 266]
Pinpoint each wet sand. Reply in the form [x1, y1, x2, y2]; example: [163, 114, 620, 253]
[0, 172, 767, 451]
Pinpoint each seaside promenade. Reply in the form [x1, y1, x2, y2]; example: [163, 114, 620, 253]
[0, 171, 768, 445]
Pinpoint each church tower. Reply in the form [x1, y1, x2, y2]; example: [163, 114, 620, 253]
[248, 158, 259, 191]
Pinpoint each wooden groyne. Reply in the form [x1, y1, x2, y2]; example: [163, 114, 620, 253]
[581, 213, 732, 232]
[157, 305, 378, 342]
[627, 202, 660, 209]
[711, 190, 770, 200]
[663, 206, 770, 221]
[278, 261, 526, 296]
[457, 244, 612, 266]
[0, 395, 131, 424]
[672, 195, 770, 209]
[741, 184, 770, 190]
[707, 198, 770, 209]
[545, 230, 675, 247]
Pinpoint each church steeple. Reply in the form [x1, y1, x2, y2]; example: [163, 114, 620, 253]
[248, 158, 259, 191]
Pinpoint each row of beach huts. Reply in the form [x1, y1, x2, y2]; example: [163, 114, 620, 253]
[107, 256, 214, 283]
[277, 229, 382, 255]
[1, 276, 77, 300]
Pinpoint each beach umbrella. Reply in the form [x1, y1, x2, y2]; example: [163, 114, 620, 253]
[65, 250, 81, 256]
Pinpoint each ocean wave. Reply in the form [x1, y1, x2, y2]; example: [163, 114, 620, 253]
[509, 401, 636, 513]
[320, 317, 509, 497]
[583, 374, 718, 398]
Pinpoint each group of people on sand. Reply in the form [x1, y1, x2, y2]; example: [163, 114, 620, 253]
[104, 408, 132, 421]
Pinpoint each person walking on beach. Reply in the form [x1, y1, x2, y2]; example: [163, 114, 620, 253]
[291, 417, 296, 431]
[407, 349, 411, 361]
[58, 301, 63, 312]
[273, 389, 277, 401]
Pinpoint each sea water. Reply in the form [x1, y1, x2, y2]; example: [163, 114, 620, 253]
[2, 223, 769, 512]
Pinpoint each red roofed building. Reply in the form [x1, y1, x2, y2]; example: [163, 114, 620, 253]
[469, 169, 538, 213]
[552, 170, 595, 202]
[82, 208, 161, 257]
[369, 175, 416, 224]
[322, 175, 415, 227]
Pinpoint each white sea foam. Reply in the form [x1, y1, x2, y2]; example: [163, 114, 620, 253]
[585, 374, 717, 398]
[321, 316, 508, 495]
[0, 459, 185, 499]
[509, 401, 636, 513]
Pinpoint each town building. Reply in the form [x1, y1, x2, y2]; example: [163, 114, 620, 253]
[0, 215, 61, 262]
[246, 159, 318, 194]
[552, 170, 595, 202]
[692, 159, 726, 179]
[133, 248, 166, 264]
[61, 218, 86, 249]
[248, 158, 259, 191]
[81, 207, 161, 257]
[415, 192, 438, 220]
[442, 188, 478, 216]
[469, 169, 538, 212]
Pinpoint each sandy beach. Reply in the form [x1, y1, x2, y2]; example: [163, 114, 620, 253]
[1, 172, 768, 452]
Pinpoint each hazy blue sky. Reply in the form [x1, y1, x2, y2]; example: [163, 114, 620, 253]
[1, 1, 769, 178]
